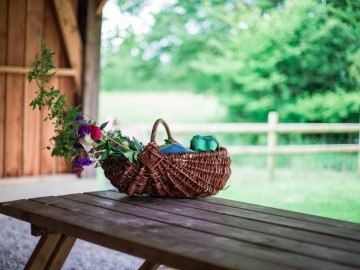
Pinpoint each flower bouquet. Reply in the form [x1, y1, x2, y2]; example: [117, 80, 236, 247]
[28, 39, 231, 197]
[28, 39, 144, 175]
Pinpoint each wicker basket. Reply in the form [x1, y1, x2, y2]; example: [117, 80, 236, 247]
[102, 119, 231, 197]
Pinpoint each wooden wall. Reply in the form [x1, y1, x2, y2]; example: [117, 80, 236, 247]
[0, 0, 87, 178]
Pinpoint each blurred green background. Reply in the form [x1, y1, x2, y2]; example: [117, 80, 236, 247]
[98, 0, 360, 223]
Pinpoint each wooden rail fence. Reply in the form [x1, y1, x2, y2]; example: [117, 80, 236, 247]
[117, 112, 360, 179]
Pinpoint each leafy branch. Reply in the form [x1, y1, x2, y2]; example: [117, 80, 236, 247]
[27, 38, 82, 159]
[27, 38, 143, 170]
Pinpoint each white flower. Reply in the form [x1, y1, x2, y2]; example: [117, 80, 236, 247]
[79, 134, 94, 152]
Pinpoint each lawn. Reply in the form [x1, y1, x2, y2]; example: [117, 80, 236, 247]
[217, 164, 360, 223]
[98, 90, 360, 224]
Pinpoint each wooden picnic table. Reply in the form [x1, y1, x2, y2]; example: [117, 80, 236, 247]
[0, 190, 360, 270]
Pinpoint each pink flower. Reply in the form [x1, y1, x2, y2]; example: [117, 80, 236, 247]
[90, 125, 102, 140]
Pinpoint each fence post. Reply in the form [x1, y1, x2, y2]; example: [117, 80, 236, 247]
[358, 116, 360, 178]
[267, 112, 278, 180]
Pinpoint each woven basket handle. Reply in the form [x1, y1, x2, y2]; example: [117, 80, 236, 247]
[150, 119, 174, 143]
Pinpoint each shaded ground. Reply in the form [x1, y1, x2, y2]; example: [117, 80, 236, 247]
[0, 215, 142, 270]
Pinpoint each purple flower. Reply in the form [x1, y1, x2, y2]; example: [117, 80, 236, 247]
[77, 123, 91, 139]
[74, 156, 93, 167]
[75, 114, 84, 121]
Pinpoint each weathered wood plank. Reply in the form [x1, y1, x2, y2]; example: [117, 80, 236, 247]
[122, 194, 360, 241]
[24, 233, 62, 270]
[52, 0, 83, 93]
[29, 196, 357, 270]
[61, 193, 360, 268]
[0, 199, 291, 270]
[5, 0, 26, 176]
[0, 66, 77, 76]
[0, 0, 8, 177]
[23, 0, 45, 175]
[45, 234, 76, 270]
[41, 0, 60, 174]
[200, 196, 360, 231]
[89, 191, 360, 254]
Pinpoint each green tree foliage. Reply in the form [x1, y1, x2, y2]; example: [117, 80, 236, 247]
[104, 0, 360, 123]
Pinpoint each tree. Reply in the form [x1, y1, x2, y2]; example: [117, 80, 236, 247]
[105, 0, 360, 123]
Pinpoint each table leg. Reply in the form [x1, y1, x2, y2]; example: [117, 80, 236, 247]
[138, 260, 161, 270]
[25, 233, 76, 270]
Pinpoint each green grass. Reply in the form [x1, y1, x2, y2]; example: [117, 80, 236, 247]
[98, 90, 360, 224]
[217, 164, 360, 223]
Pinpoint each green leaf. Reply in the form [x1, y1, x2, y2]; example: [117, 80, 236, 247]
[123, 151, 135, 163]
[110, 145, 121, 152]
[110, 152, 123, 158]
[99, 150, 110, 160]
[105, 140, 110, 151]
[134, 139, 143, 151]
[164, 139, 173, 144]
[100, 121, 109, 130]
[95, 143, 107, 151]
[134, 152, 139, 162]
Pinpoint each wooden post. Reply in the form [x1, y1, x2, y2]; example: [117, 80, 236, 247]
[82, 0, 102, 178]
[267, 112, 278, 180]
[83, 0, 101, 121]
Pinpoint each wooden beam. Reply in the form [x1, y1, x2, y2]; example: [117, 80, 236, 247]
[25, 233, 63, 270]
[0, 66, 77, 76]
[25, 233, 76, 270]
[52, 0, 83, 93]
[96, 0, 107, 15]
[228, 144, 360, 155]
[0, 0, 8, 177]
